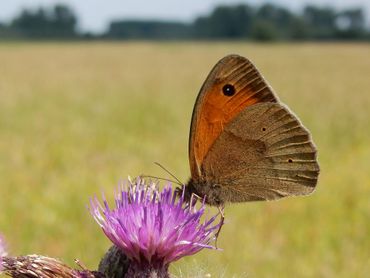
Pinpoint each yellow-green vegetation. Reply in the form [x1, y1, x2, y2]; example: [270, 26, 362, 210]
[0, 42, 369, 277]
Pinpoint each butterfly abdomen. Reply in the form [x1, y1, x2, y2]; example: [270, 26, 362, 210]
[186, 177, 273, 206]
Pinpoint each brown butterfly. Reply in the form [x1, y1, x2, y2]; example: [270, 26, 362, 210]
[184, 54, 319, 206]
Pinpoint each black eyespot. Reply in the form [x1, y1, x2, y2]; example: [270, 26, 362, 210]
[288, 159, 293, 163]
[262, 127, 266, 131]
[222, 84, 235, 96]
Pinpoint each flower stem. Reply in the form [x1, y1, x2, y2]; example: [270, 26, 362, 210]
[125, 262, 169, 278]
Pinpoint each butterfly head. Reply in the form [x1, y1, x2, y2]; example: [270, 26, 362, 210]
[183, 178, 225, 207]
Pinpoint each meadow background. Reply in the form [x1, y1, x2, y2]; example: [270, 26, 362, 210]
[0, 42, 369, 277]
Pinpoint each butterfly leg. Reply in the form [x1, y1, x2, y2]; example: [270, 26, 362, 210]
[215, 204, 225, 248]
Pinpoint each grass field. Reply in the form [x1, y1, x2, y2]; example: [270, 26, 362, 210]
[0, 42, 369, 277]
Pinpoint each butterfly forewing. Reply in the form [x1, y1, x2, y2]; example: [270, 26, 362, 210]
[189, 55, 279, 180]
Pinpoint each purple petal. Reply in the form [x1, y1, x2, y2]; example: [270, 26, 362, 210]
[89, 178, 221, 267]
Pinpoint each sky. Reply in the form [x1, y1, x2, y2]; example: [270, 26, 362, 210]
[0, 0, 369, 33]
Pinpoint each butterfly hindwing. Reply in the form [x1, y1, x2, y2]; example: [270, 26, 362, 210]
[200, 102, 319, 202]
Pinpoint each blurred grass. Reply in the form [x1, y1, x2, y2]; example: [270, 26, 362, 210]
[0, 42, 369, 277]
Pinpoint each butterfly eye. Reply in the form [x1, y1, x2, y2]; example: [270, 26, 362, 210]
[222, 84, 235, 96]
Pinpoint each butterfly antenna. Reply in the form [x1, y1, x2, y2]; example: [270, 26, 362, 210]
[139, 174, 182, 186]
[154, 161, 184, 186]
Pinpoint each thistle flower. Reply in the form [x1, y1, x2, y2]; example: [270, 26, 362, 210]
[0, 235, 103, 278]
[89, 179, 221, 278]
[1, 255, 104, 278]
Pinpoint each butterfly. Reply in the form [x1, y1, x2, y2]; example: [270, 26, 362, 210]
[184, 54, 320, 206]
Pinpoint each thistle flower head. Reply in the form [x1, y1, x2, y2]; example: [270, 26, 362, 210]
[89, 178, 221, 270]
[1, 255, 103, 278]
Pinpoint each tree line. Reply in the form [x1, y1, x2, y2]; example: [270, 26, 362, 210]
[0, 3, 369, 41]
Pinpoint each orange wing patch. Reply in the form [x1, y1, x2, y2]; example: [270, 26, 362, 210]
[189, 55, 278, 179]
